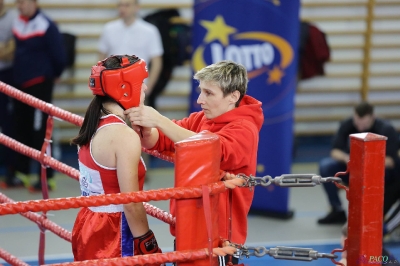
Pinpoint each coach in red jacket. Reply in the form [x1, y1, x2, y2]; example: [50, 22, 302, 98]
[124, 60, 264, 265]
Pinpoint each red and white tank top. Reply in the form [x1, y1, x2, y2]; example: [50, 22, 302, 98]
[77, 114, 146, 211]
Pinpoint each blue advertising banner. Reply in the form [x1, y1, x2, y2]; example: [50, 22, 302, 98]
[190, 0, 300, 217]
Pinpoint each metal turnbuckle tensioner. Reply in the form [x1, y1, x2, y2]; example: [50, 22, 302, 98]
[237, 245, 338, 261]
[238, 173, 342, 188]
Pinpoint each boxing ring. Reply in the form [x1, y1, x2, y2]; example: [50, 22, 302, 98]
[0, 81, 386, 266]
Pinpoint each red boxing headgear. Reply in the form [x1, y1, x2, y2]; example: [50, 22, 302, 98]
[89, 55, 148, 109]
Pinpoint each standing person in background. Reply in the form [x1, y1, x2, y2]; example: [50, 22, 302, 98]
[124, 60, 264, 265]
[71, 54, 162, 261]
[317, 101, 400, 225]
[0, 0, 17, 186]
[7, 0, 66, 191]
[0, 0, 15, 83]
[98, 0, 163, 106]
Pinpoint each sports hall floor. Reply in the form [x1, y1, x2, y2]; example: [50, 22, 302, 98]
[0, 136, 399, 265]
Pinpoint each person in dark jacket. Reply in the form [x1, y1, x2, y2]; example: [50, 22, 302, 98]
[0, 0, 17, 185]
[6, 0, 66, 191]
[317, 102, 400, 225]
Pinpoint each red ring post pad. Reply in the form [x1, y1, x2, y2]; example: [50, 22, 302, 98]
[173, 130, 221, 266]
[347, 133, 386, 266]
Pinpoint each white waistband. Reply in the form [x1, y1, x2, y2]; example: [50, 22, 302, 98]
[88, 204, 124, 213]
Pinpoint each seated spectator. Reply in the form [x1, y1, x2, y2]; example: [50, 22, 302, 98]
[383, 177, 400, 240]
[317, 101, 400, 225]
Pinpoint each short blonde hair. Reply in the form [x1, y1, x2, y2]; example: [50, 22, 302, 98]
[194, 60, 248, 106]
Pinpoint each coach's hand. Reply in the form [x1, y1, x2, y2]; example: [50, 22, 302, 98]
[124, 105, 162, 129]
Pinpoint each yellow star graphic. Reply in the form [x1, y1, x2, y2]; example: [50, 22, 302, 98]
[266, 0, 280, 6]
[267, 65, 285, 84]
[199, 15, 237, 46]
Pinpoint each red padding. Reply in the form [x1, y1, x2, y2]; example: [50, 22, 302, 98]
[173, 130, 221, 266]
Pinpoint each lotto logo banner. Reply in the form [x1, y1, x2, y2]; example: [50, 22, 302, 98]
[190, 0, 300, 215]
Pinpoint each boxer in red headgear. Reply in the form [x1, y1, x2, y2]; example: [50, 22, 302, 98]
[71, 55, 162, 262]
[89, 54, 148, 109]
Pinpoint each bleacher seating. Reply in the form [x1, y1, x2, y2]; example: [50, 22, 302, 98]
[5, 0, 400, 143]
